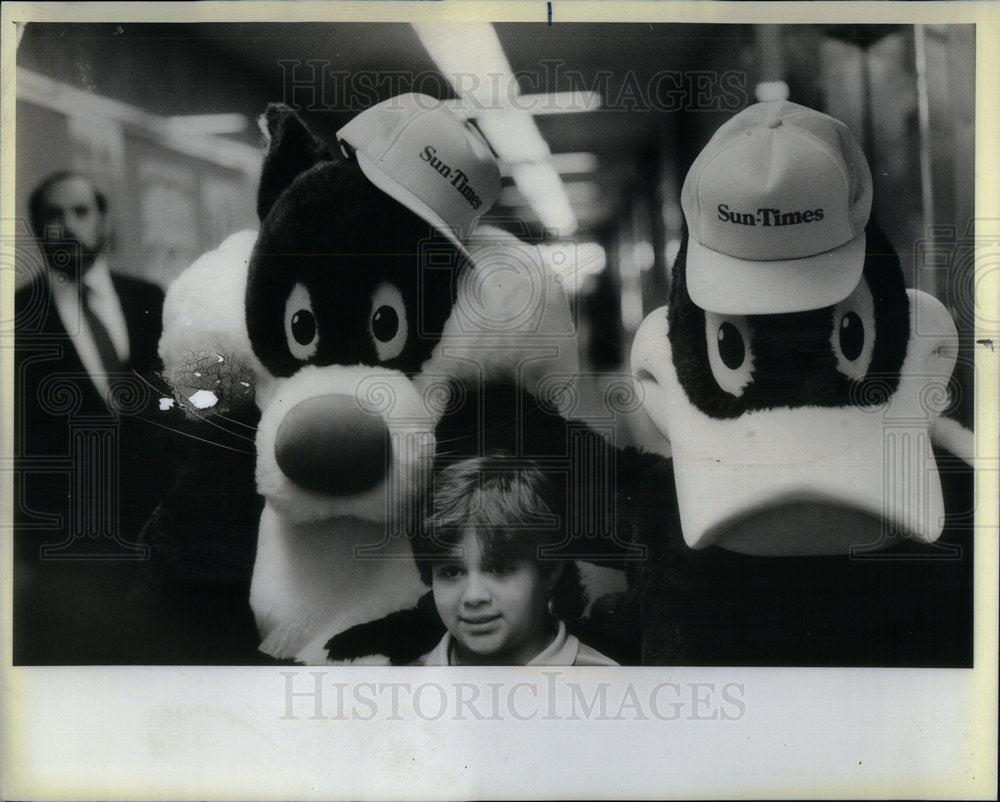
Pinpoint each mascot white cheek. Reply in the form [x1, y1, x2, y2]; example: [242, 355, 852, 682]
[158, 94, 578, 665]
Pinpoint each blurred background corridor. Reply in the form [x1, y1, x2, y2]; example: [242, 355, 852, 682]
[13, 20, 976, 448]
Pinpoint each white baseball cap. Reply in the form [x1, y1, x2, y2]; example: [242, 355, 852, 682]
[680, 100, 873, 314]
[337, 93, 502, 254]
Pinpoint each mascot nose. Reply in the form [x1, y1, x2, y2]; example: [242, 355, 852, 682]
[274, 393, 390, 495]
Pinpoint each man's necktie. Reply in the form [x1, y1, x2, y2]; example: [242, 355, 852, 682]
[82, 284, 123, 378]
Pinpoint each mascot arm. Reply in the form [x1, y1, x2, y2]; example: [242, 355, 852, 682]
[325, 591, 445, 665]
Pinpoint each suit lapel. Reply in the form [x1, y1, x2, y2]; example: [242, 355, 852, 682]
[17, 277, 89, 374]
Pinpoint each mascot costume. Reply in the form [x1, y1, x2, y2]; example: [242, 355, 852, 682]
[152, 94, 593, 664]
[150, 96, 966, 667]
[325, 378, 645, 666]
[628, 100, 975, 665]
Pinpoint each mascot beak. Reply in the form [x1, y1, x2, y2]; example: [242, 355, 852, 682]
[631, 290, 960, 556]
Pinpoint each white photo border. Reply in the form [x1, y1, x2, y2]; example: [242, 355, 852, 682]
[1, 2, 997, 800]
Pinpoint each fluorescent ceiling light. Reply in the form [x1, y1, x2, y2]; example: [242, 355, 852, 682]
[500, 152, 598, 177]
[500, 180, 601, 211]
[166, 113, 249, 136]
[444, 90, 602, 118]
[754, 81, 790, 102]
[510, 162, 577, 236]
[550, 152, 599, 175]
[526, 90, 602, 115]
[18, 69, 260, 174]
[412, 23, 517, 108]
[632, 240, 655, 272]
[414, 21, 579, 236]
[475, 110, 551, 163]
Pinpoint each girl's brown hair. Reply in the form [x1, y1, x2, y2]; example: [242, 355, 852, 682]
[413, 453, 587, 622]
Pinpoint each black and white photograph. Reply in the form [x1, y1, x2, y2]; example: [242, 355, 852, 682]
[1, 1, 997, 799]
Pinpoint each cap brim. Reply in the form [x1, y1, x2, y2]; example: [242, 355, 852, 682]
[686, 231, 866, 314]
[354, 150, 472, 259]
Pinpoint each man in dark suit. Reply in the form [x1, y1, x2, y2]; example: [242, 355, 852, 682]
[14, 171, 168, 664]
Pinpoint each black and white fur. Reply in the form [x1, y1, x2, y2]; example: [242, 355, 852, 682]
[158, 104, 581, 664]
[627, 224, 974, 665]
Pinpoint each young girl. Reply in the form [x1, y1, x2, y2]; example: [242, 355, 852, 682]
[411, 454, 618, 666]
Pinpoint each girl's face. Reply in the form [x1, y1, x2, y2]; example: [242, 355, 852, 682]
[431, 530, 556, 665]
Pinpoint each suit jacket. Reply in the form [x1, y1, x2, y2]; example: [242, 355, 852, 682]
[13, 270, 170, 664]
[14, 272, 163, 431]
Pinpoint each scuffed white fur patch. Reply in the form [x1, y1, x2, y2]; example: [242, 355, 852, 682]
[188, 389, 219, 409]
[255, 363, 437, 524]
[159, 229, 264, 415]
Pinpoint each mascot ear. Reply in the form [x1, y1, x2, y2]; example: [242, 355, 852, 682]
[257, 103, 335, 221]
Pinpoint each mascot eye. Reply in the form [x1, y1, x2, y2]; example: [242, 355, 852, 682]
[368, 282, 408, 362]
[830, 280, 876, 381]
[705, 312, 755, 397]
[717, 322, 745, 368]
[284, 283, 319, 360]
